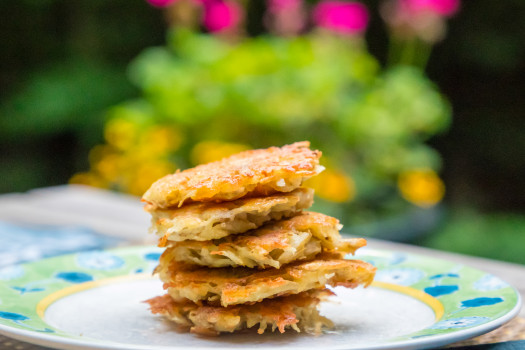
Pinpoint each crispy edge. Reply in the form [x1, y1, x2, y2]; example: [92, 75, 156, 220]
[142, 141, 322, 209]
[150, 188, 314, 244]
[159, 255, 377, 306]
[144, 289, 334, 336]
[167, 212, 367, 268]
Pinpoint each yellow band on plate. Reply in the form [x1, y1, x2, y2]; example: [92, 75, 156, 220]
[36, 275, 444, 322]
[372, 281, 444, 321]
[36, 273, 152, 319]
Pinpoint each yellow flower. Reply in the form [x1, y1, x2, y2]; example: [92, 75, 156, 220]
[305, 168, 355, 203]
[127, 161, 177, 196]
[88, 145, 112, 167]
[69, 172, 107, 189]
[139, 125, 183, 155]
[104, 118, 138, 151]
[191, 140, 250, 165]
[95, 153, 122, 182]
[87, 145, 122, 182]
[398, 168, 445, 207]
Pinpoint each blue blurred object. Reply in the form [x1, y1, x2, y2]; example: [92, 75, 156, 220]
[0, 221, 120, 267]
[343, 205, 444, 242]
[450, 340, 525, 350]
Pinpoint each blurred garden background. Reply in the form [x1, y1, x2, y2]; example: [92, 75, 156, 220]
[1, 0, 524, 263]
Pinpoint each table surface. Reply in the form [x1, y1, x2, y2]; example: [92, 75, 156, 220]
[0, 185, 524, 349]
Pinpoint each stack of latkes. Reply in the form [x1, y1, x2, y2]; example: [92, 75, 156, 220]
[143, 142, 376, 336]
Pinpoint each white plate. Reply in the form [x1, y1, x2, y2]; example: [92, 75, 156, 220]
[0, 246, 521, 350]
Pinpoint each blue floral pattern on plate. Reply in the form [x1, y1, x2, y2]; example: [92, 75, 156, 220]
[76, 251, 125, 271]
[424, 285, 459, 297]
[474, 275, 509, 291]
[0, 265, 25, 281]
[460, 297, 504, 308]
[55, 272, 94, 284]
[0, 311, 54, 333]
[431, 316, 491, 330]
[375, 267, 425, 286]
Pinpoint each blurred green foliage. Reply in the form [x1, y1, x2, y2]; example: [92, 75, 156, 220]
[417, 210, 525, 265]
[72, 27, 450, 232]
[128, 29, 449, 161]
[0, 0, 164, 193]
[1, 60, 132, 140]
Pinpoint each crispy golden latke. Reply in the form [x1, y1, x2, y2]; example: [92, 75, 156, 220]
[145, 289, 333, 336]
[150, 188, 314, 244]
[157, 254, 376, 307]
[167, 212, 367, 268]
[142, 142, 322, 209]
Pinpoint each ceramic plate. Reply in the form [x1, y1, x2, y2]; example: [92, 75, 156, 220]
[0, 246, 520, 350]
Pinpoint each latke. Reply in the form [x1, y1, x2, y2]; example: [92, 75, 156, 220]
[142, 142, 322, 209]
[157, 254, 376, 307]
[167, 212, 367, 268]
[145, 289, 333, 336]
[150, 188, 314, 244]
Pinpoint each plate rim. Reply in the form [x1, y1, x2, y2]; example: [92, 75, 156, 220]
[0, 246, 521, 350]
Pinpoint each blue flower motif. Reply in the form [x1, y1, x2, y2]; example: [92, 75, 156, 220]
[411, 334, 433, 339]
[144, 252, 161, 262]
[375, 268, 425, 286]
[424, 285, 459, 297]
[76, 251, 124, 271]
[460, 297, 504, 308]
[55, 272, 93, 284]
[431, 316, 490, 329]
[0, 312, 55, 332]
[38, 328, 55, 333]
[474, 275, 509, 291]
[0, 265, 24, 281]
[11, 286, 45, 295]
[429, 273, 460, 279]
[0, 311, 29, 321]
[389, 253, 407, 266]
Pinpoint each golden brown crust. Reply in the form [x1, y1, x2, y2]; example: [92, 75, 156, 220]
[145, 289, 334, 335]
[142, 142, 322, 209]
[157, 254, 376, 306]
[150, 188, 314, 243]
[168, 212, 367, 268]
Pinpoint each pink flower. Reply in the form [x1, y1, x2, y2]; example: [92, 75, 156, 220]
[265, 0, 305, 35]
[313, 1, 369, 35]
[146, 0, 178, 8]
[202, 0, 242, 32]
[400, 0, 460, 17]
[267, 0, 302, 14]
[381, 0, 459, 43]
